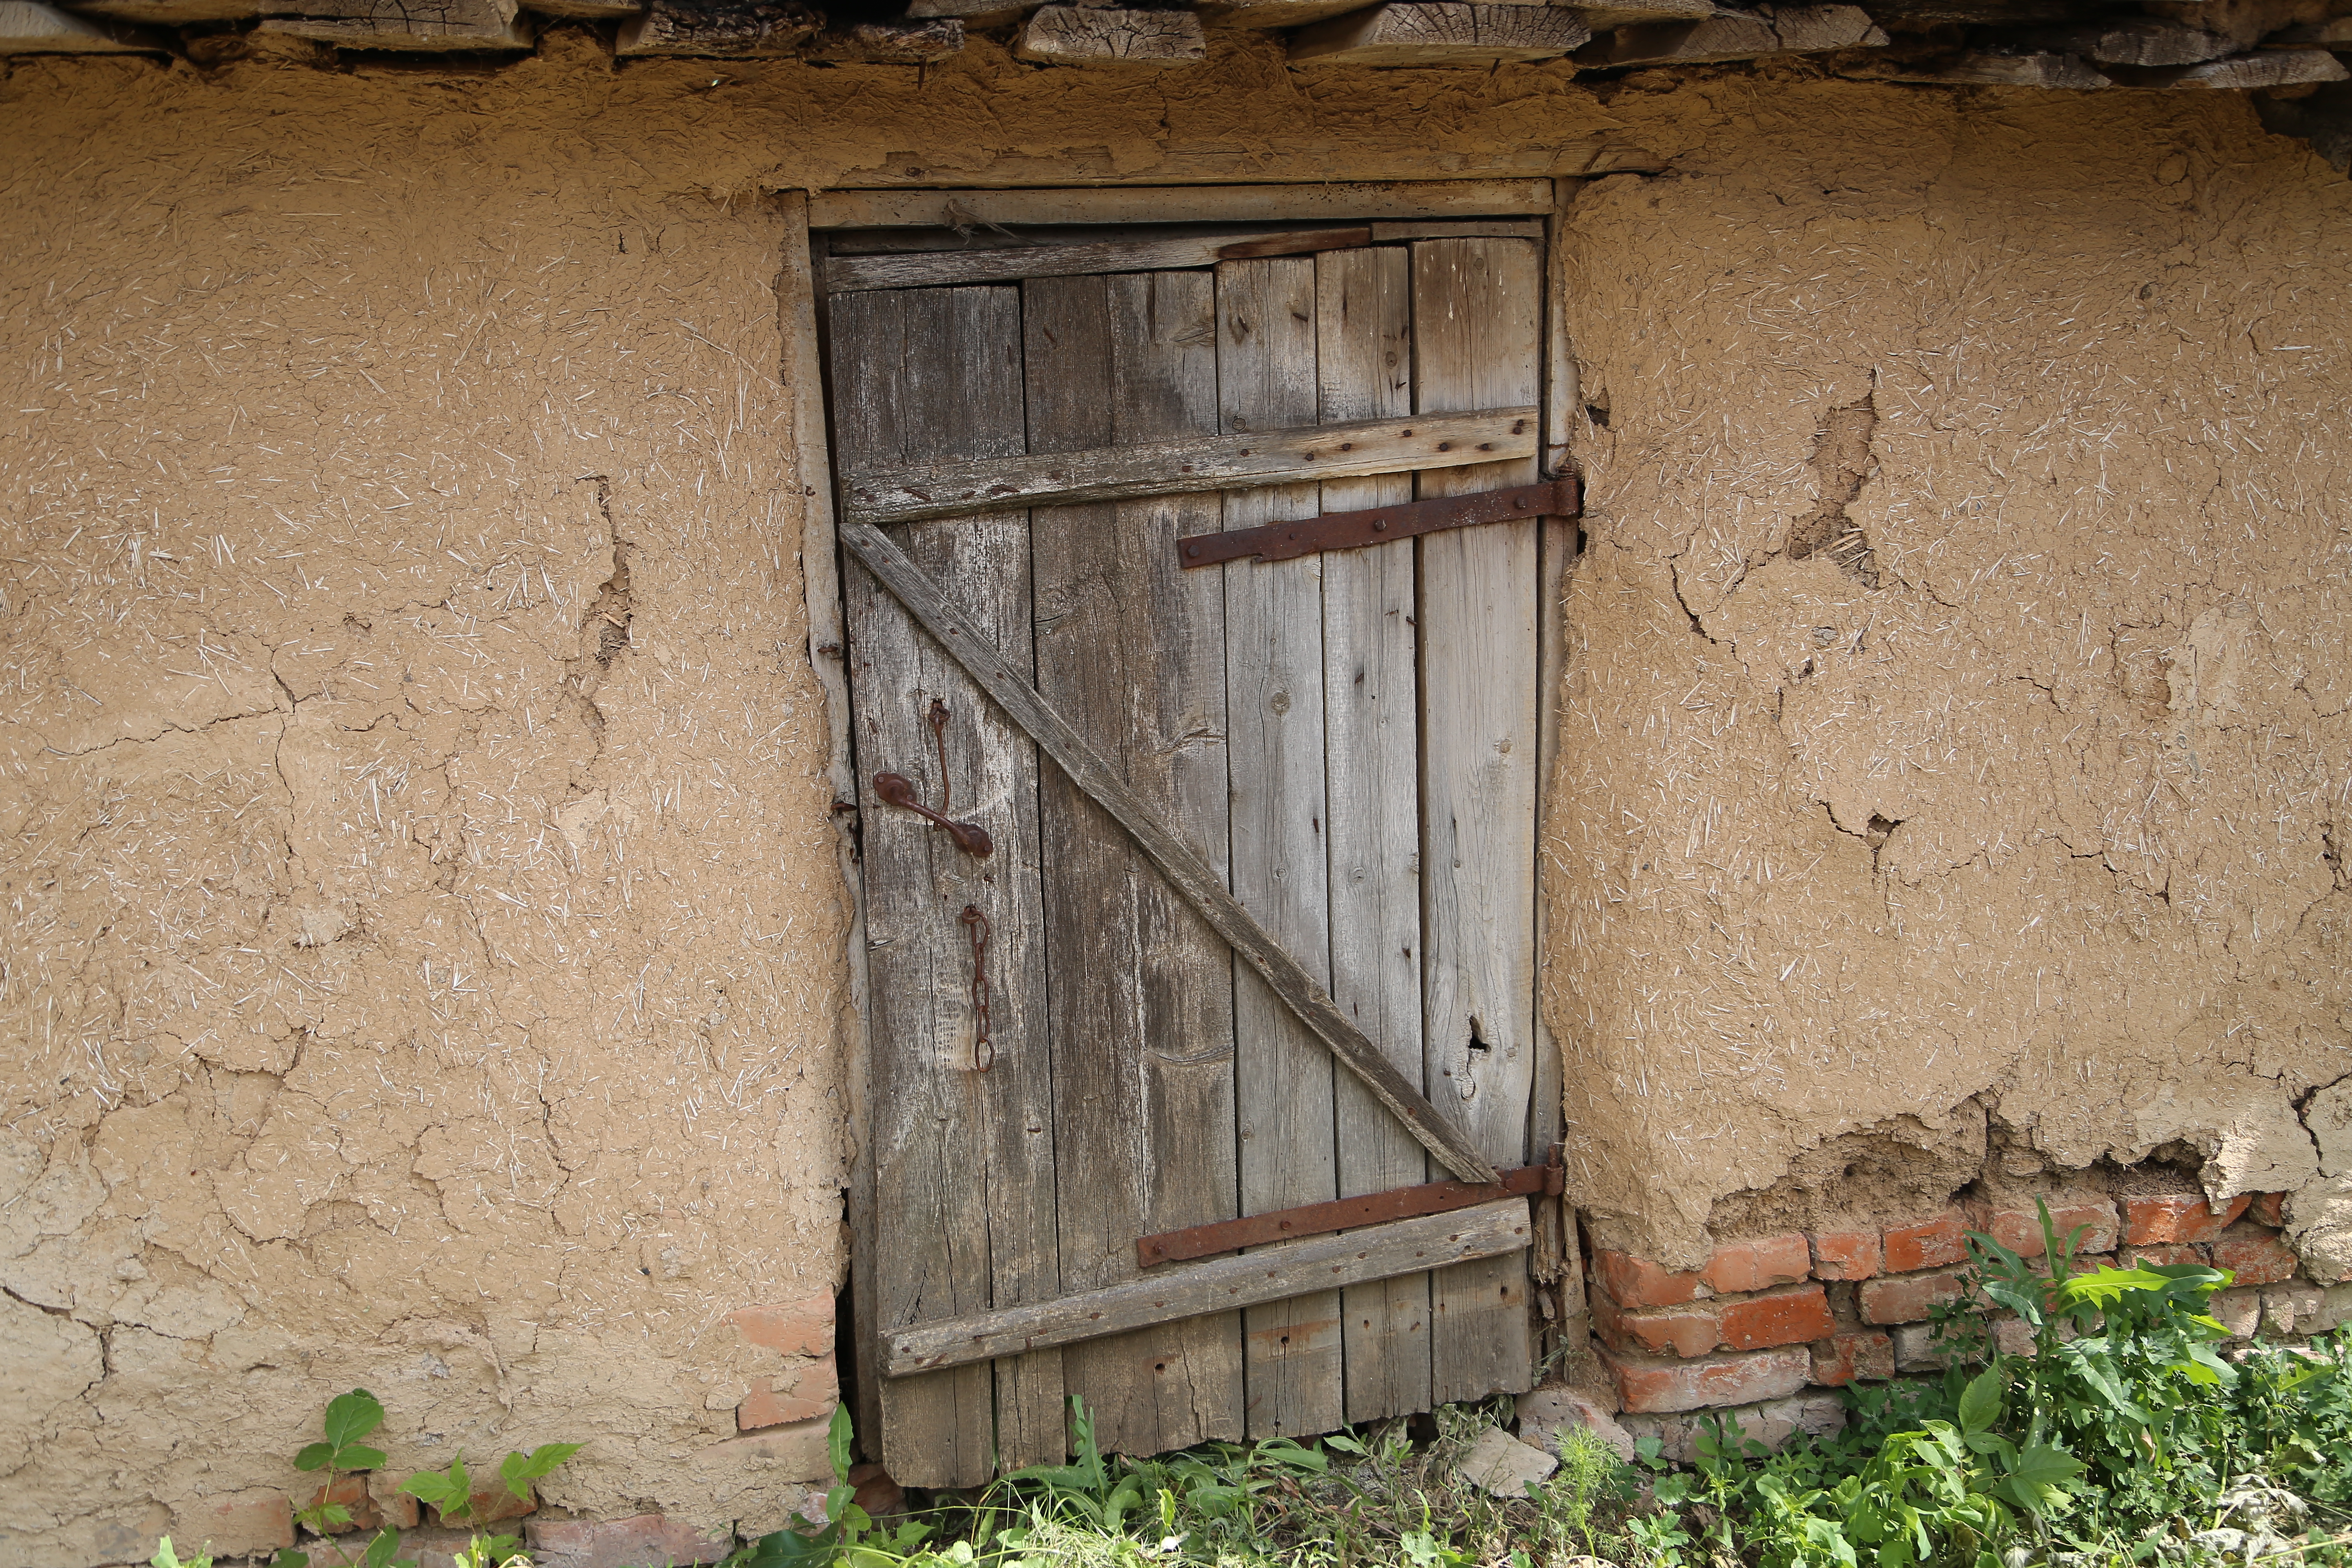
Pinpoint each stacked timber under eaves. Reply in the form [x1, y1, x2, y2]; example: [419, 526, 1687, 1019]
[2, 0, 2348, 138]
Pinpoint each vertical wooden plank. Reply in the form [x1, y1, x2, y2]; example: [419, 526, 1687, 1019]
[1218, 255, 1345, 1439]
[833, 285, 1065, 1486]
[1314, 245, 1433, 1425]
[1530, 185, 1584, 1339]
[786, 217, 886, 1458]
[1027, 268, 1247, 1461]
[1411, 237, 1543, 1405]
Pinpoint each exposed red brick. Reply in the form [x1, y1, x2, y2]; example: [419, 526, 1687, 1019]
[1700, 1234, 1811, 1295]
[700, 1417, 835, 1483]
[1719, 1284, 1837, 1350]
[1598, 1344, 1812, 1414]
[1989, 1200, 2118, 1259]
[1860, 1266, 1968, 1325]
[306, 1474, 382, 1534]
[739, 1354, 841, 1431]
[1593, 1289, 1719, 1357]
[848, 1462, 906, 1518]
[730, 1295, 836, 1356]
[2122, 1193, 2250, 1245]
[2250, 1192, 2287, 1229]
[1811, 1330, 1895, 1385]
[433, 1482, 537, 1528]
[1592, 1250, 1707, 1309]
[1884, 1211, 1970, 1274]
[366, 1479, 422, 1530]
[174, 1491, 294, 1559]
[527, 1514, 735, 1568]
[1809, 1229, 1881, 1281]
[2211, 1221, 2299, 1286]
[2125, 1242, 2210, 1267]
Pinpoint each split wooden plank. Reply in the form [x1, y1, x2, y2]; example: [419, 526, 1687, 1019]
[1371, 219, 1547, 242]
[808, 181, 1556, 231]
[1025, 269, 1247, 1462]
[904, 0, 1025, 25]
[804, 18, 963, 60]
[1015, 3, 1205, 65]
[888, 1200, 1535, 1376]
[260, 0, 532, 47]
[838, 519, 1500, 1189]
[2154, 48, 2345, 87]
[616, 0, 818, 53]
[1412, 237, 1543, 1407]
[843, 405, 1539, 526]
[1577, 2, 1883, 65]
[2029, 16, 2229, 63]
[1219, 255, 1345, 1442]
[1552, 0, 1708, 29]
[833, 286, 1066, 1490]
[527, 0, 641, 19]
[1292, 3, 1590, 64]
[1315, 244, 1436, 1425]
[827, 228, 1370, 294]
[0, 0, 163, 47]
[1205, 0, 1401, 27]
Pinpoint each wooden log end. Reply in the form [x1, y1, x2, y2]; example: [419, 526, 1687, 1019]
[1014, 4, 1206, 65]
[805, 17, 962, 60]
[616, 0, 821, 54]
[1292, 1, 1590, 64]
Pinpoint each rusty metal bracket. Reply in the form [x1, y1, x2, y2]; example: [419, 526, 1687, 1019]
[1178, 476, 1580, 570]
[871, 771, 993, 857]
[1136, 1150, 1564, 1268]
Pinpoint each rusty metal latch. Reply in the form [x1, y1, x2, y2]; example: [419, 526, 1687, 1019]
[1136, 1145, 1565, 1267]
[871, 772, 993, 857]
[1178, 476, 1580, 570]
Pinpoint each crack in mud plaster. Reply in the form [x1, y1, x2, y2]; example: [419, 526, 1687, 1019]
[1786, 392, 1882, 588]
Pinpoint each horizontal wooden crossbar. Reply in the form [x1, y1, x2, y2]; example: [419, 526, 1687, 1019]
[1179, 477, 1580, 569]
[1136, 1160, 1561, 1266]
[840, 406, 1538, 526]
[827, 226, 1374, 292]
[885, 1199, 1531, 1375]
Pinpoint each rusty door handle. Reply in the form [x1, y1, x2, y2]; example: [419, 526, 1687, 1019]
[872, 771, 993, 858]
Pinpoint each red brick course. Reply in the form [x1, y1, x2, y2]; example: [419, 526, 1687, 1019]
[731, 1295, 836, 1356]
[1599, 1344, 1813, 1413]
[1883, 1212, 1970, 1273]
[1700, 1234, 1811, 1295]
[1809, 1230, 1882, 1281]
[1860, 1266, 1969, 1325]
[2250, 1192, 2287, 1229]
[2211, 1222, 2299, 1286]
[1592, 1250, 1707, 1308]
[2126, 1242, 2211, 1268]
[1594, 1291, 1719, 1357]
[1987, 1200, 2118, 1258]
[1811, 1330, 1895, 1386]
[739, 1354, 841, 1432]
[1720, 1285, 1838, 1351]
[2122, 1193, 2250, 1245]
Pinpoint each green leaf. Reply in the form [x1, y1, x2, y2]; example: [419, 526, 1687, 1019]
[336, 1445, 388, 1473]
[294, 1442, 337, 1472]
[499, 1442, 584, 1502]
[152, 1539, 184, 1568]
[324, 1390, 387, 1450]
[1957, 1367, 2002, 1434]
[361, 1530, 404, 1568]
[828, 1403, 855, 1485]
[314, 1505, 353, 1528]
[269, 1551, 310, 1568]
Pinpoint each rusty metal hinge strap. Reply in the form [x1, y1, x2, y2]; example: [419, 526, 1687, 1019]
[1178, 476, 1580, 570]
[1136, 1156, 1564, 1268]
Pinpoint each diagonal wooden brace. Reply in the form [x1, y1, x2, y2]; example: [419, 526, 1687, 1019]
[841, 519, 1498, 1185]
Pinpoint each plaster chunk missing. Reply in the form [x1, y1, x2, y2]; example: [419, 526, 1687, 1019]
[1784, 393, 1882, 590]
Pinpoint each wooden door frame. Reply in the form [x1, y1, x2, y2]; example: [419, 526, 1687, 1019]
[781, 178, 1587, 1459]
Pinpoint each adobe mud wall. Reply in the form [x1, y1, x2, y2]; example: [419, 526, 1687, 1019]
[1, 30, 2347, 1567]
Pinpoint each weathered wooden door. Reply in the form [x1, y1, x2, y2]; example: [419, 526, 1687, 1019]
[822, 218, 1564, 1486]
